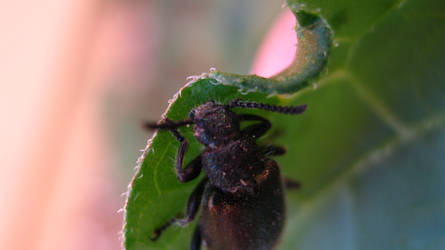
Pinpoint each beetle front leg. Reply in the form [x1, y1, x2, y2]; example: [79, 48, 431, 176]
[191, 225, 202, 250]
[172, 128, 202, 182]
[145, 118, 201, 182]
[150, 178, 208, 241]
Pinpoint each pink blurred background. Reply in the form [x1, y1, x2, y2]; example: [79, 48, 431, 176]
[0, 1, 296, 249]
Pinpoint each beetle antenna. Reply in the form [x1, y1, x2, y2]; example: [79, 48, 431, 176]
[229, 99, 307, 115]
[143, 118, 194, 130]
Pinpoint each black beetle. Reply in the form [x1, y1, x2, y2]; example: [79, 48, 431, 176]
[144, 99, 306, 250]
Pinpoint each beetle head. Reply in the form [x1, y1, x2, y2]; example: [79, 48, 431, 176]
[189, 102, 240, 148]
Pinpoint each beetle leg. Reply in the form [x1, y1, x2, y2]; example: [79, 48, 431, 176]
[150, 177, 208, 241]
[284, 177, 301, 190]
[175, 177, 208, 225]
[172, 128, 202, 183]
[178, 154, 202, 182]
[191, 225, 202, 250]
[150, 217, 175, 241]
[262, 145, 286, 156]
[143, 118, 201, 182]
[238, 114, 271, 138]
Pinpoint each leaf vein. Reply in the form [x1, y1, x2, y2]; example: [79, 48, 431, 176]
[347, 74, 412, 137]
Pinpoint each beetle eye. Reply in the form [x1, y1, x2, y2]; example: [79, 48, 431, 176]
[188, 109, 196, 119]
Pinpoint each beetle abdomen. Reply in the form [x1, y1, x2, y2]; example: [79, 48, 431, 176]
[200, 160, 285, 250]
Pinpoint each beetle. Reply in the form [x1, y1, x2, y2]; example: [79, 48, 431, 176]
[144, 99, 306, 250]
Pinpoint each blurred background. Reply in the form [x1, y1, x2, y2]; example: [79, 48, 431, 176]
[0, 0, 291, 249]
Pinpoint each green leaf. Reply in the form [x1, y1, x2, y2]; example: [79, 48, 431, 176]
[123, 0, 445, 249]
